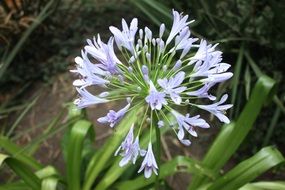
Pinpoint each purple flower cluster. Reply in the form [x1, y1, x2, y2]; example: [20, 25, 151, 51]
[72, 10, 233, 178]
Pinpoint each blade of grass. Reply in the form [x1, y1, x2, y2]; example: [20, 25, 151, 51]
[66, 120, 92, 190]
[0, 153, 41, 190]
[141, 0, 171, 20]
[0, 136, 42, 170]
[244, 52, 262, 77]
[262, 107, 281, 147]
[273, 96, 285, 115]
[6, 95, 39, 137]
[154, 121, 161, 189]
[18, 115, 80, 156]
[230, 44, 244, 118]
[240, 181, 285, 190]
[207, 146, 284, 190]
[244, 65, 251, 100]
[0, 165, 61, 190]
[12, 108, 64, 141]
[130, 0, 162, 26]
[0, 181, 29, 190]
[189, 75, 276, 189]
[245, 52, 285, 115]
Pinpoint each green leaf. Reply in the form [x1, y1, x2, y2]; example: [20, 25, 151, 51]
[0, 136, 42, 170]
[130, 0, 172, 27]
[262, 108, 281, 147]
[240, 181, 285, 190]
[115, 156, 215, 190]
[82, 106, 143, 190]
[245, 52, 285, 115]
[0, 182, 29, 190]
[207, 146, 284, 190]
[140, 0, 171, 20]
[41, 177, 59, 190]
[0, 153, 41, 190]
[35, 165, 59, 179]
[189, 75, 276, 189]
[0, 166, 60, 190]
[6, 95, 39, 137]
[66, 120, 92, 190]
[36, 166, 60, 190]
[244, 52, 263, 78]
[230, 44, 244, 118]
[244, 65, 251, 100]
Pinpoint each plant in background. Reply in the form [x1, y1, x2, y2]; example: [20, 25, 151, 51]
[72, 10, 233, 178]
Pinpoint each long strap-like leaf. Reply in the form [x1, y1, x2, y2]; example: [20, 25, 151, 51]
[0, 136, 43, 170]
[239, 181, 285, 190]
[0, 153, 41, 190]
[189, 75, 276, 189]
[208, 146, 284, 190]
[66, 120, 92, 190]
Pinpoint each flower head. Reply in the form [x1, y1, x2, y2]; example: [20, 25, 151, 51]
[72, 10, 233, 178]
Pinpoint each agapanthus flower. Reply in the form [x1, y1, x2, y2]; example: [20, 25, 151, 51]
[115, 124, 145, 166]
[72, 9, 233, 178]
[97, 102, 130, 128]
[158, 71, 186, 104]
[138, 142, 158, 178]
[145, 81, 168, 110]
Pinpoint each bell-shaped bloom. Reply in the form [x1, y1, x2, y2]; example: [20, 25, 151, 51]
[145, 81, 167, 110]
[85, 36, 121, 74]
[97, 103, 130, 128]
[166, 10, 194, 45]
[172, 110, 209, 146]
[158, 72, 186, 104]
[138, 142, 158, 178]
[115, 125, 145, 166]
[197, 94, 233, 124]
[109, 18, 138, 54]
[74, 88, 109, 109]
[189, 40, 219, 64]
[71, 50, 108, 88]
[186, 84, 216, 100]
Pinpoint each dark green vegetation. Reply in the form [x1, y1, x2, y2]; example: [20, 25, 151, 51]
[0, 0, 284, 189]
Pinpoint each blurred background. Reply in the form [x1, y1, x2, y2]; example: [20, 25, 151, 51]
[0, 0, 285, 188]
